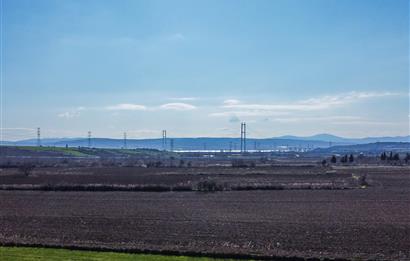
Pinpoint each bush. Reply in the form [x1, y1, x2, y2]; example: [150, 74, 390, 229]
[172, 184, 193, 191]
[358, 175, 368, 187]
[178, 160, 185, 168]
[321, 159, 327, 166]
[405, 153, 410, 164]
[231, 159, 249, 168]
[259, 157, 268, 164]
[196, 179, 226, 192]
[147, 161, 163, 168]
[18, 164, 35, 176]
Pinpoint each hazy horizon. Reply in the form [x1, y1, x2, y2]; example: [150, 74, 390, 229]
[3, 132, 410, 143]
[2, 0, 409, 141]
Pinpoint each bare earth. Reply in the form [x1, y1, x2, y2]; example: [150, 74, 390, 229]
[0, 166, 409, 260]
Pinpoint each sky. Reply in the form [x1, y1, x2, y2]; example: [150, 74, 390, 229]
[1, 0, 409, 140]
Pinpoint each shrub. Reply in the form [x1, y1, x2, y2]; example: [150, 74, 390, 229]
[405, 153, 410, 164]
[154, 161, 162, 167]
[231, 159, 248, 168]
[321, 159, 327, 166]
[358, 175, 368, 187]
[18, 164, 35, 177]
[196, 179, 225, 192]
[178, 159, 185, 168]
[172, 184, 193, 191]
[340, 155, 348, 163]
[259, 157, 268, 164]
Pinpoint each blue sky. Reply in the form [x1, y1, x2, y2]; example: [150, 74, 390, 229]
[1, 0, 409, 140]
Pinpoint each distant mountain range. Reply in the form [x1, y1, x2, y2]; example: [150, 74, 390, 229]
[2, 134, 409, 151]
[277, 134, 410, 144]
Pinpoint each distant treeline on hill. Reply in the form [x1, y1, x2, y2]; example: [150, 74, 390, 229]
[3, 135, 410, 151]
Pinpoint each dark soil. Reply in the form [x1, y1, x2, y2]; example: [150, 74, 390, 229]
[0, 165, 409, 260]
[0, 166, 357, 191]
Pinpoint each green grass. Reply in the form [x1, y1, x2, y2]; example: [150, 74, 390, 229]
[20, 146, 92, 157]
[0, 246, 241, 261]
[97, 148, 178, 157]
[16, 146, 177, 158]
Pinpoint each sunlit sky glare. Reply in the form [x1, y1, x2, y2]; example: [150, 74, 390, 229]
[2, 0, 409, 140]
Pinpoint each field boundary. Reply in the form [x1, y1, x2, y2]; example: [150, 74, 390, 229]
[0, 183, 355, 192]
[0, 242, 353, 261]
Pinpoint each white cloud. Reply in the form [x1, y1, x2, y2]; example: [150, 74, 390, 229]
[223, 99, 241, 106]
[331, 120, 403, 126]
[58, 112, 79, 119]
[298, 91, 399, 109]
[102, 102, 197, 112]
[268, 116, 362, 123]
[105, 104, 147, 111]
[209, 110, 289, 117]
[159, 103, 196, 111]
[219, 91, 399, 114]
[57, 106, 85, 119]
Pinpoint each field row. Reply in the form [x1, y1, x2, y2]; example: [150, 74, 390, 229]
[1, 189, 409, 260]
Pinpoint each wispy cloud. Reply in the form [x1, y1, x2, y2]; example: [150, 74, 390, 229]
[159, 103, 197, 111]
[105, 104, 147, 111]
[127, 129, 161, 138]
[99, 102, 197, 112]
[0, 127, 36, 132]
[299, 91, 399, 109]
[229, 115, 240, 123]
[0, 128, 37, 141]
[169, 97, 198, 101]
[210, 110, 289, 117]
[213, 91, 400, 117]
[58, 107, 85, 119]
[168, 33, 185, 41]
[223, 99, 241, 106]
[58, 112, 79, 119]
[331, 120, 404, 126]
[268, 116, 362, 123]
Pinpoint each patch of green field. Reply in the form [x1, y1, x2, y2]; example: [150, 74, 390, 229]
[20, 146, 91, 157]
[17, 146, 176, 158]
[0, 246, 241, 261]
[109, 148, 178, 157]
